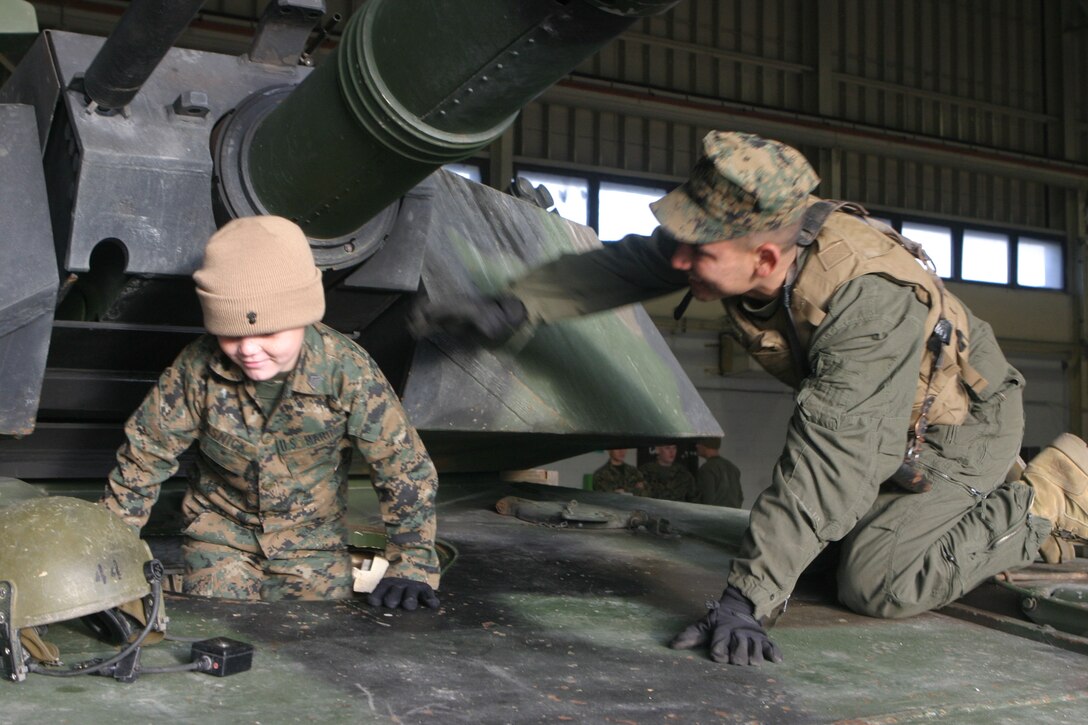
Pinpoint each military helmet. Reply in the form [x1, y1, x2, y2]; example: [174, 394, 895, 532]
[0, 496, 155, 631]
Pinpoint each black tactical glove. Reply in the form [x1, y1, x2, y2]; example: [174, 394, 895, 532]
[408, 293, 528, 345]
[669, 585, 783, 666]
[367, 577, 440, 611]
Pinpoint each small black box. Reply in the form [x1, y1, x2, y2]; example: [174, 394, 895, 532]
[191, 637, 254, 677]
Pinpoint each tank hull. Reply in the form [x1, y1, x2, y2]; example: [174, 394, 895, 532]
[0, 3, 716, 477]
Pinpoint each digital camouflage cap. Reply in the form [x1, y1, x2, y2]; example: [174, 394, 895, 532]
[650, 131, 820, 243]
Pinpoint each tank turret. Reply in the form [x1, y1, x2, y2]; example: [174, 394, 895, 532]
[0, 0, 719, 478]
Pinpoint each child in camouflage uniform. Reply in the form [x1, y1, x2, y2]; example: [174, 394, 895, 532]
[101, 216, 440, 610]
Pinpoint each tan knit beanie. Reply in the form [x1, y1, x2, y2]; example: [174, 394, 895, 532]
[194, 216, 324, 336]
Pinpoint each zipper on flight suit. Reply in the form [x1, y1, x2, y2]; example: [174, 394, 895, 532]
[915, 460, 984, 498]
[938, 541, 959, 603]
[991, 520, 1024, 549]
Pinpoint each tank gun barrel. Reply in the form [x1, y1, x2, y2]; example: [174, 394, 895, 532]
[82, 0, 205, 112]
[229, 0, 681, 240]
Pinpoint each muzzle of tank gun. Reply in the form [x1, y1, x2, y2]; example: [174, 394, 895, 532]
[213, 0, 682, 250]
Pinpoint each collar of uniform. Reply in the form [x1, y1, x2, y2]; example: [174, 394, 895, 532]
[740, 293, 782, 320]
[287, 324, 337, 396]
[208, 338, 244, 382]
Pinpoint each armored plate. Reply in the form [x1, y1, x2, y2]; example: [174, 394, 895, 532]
[5, 478, 1086, 723]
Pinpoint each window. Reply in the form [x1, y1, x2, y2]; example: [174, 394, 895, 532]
[501, 168, 1066, 293]
[516, 170, 588, 225]
[891, 213, 1064, 290]
[598, 181, 667, 241]
[1017, 237, 1063, 289]
[444, 162, 482, 183]
[961, 230, 1009, 284]
[901, 222, 953, 278]
[514, 166, 674, 240]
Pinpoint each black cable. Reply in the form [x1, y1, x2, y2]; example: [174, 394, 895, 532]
[138, 656, 213, 675]
[29, 561, 165, 679]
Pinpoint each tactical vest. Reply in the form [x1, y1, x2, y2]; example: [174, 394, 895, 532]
[722, 202, 988, 434]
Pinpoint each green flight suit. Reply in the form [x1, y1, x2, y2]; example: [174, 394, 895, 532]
[508, 229, 1050, 620]
[592, 462, 645, 494]
[698, 456, 743, 508]
[102, 323, 440, 600]
[639, 461, 697, 502]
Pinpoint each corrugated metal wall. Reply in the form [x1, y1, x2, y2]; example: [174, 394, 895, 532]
[835, 1, 1048, 154]
[1073, 2, 1088, 164]
[27, 0, 1086, 232]
[595, 1, 813, 114]
[516, 0, 1086, 234]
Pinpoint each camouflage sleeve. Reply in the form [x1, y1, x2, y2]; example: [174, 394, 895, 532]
[508, 228, 689, 325]
[101, 346, 204, 529]
[592, 465, 617, 493]
[347, 357, 440, 588]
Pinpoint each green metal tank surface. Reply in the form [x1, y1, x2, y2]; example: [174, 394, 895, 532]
[0, 479, 1085, 722]
[0, 0, 714, 478]
[246, 0, 681, 238]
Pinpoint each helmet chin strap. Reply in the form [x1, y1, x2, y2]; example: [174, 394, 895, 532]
[28, 560, 165, 681]
[81, 607, 139, 645]
[673, 289, 694, 320]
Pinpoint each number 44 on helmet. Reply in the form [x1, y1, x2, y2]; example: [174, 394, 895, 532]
[0, 485, 252, 683]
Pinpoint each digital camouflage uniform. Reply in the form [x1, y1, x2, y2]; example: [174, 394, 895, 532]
[592, 462, 645, 494]
[507, 216, 1049, 621]
[697, 456, 742, 508]
[638, 461, 697, 502]
[102, 323, 440, 601]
